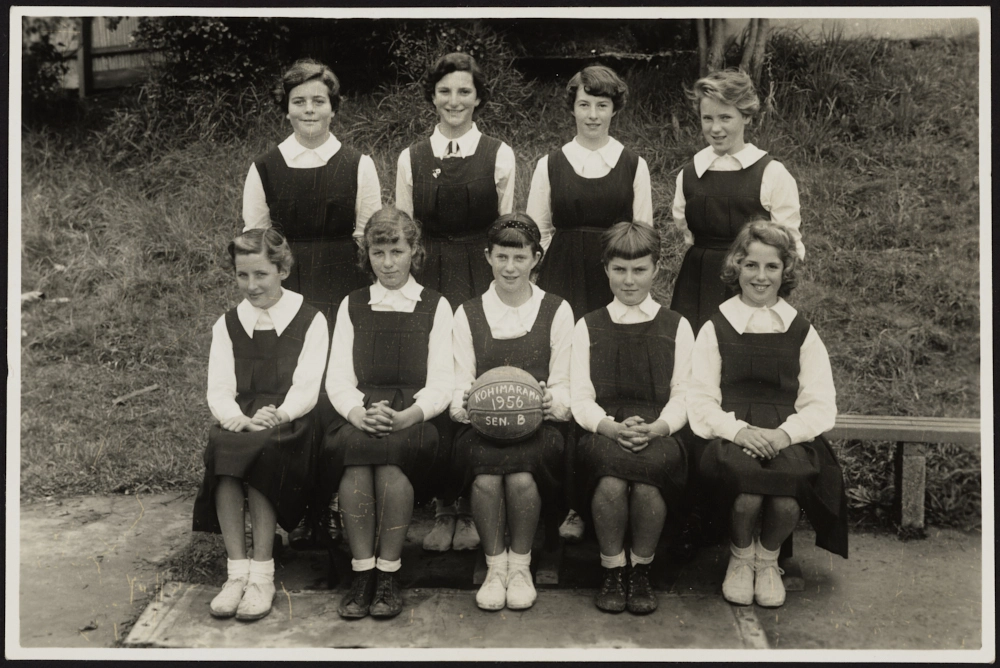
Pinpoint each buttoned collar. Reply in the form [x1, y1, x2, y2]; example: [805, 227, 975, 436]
[236, 289, 304, 338]
[607, 294, 660, 322]
[718, 295, 797, 334]
[278, 132, 341, 163]
[693, 143, 767, 177]
[565, 136, 625, 169]
[430, 123, 482, 158]
[369, 274, 424, 305]
[481, 281, 544, 332]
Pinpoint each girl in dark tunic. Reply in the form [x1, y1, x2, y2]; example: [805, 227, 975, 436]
[570, 222, 694, 615]
[319, 208, 455, 619]
[396, 52, 515, 553]
[526, 64, 654, 321]
[451, 214, 575, 612]
[688, 220, 847, 609]
[669, 69, 803, 334]
[194, 229, 329, 621]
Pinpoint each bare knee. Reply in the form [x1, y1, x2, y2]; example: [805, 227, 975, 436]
[504, 472, 538, 498]
[766, 495, 800, 518]
[594, 476, 628, 504]
[732, 493, 764, 517]
[630, 482, 664, 507]
[472, 474, 503, 499]
[375, 464, 409, 487]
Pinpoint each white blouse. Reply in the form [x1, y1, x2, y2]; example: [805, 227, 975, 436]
[451, 282, 574, 423]
[525, 137, 654, 252]
[325, 275, 454, 421]
[687, 295, 836, 445]
[242, 133, 382, 236]
[571, 295, 694, 435]
[207, 289, 329, 423]
[672, 143, 804, 259]
[395, 123, 516, 219]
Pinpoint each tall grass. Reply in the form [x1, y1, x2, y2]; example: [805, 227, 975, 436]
[19, 33, 980, 529]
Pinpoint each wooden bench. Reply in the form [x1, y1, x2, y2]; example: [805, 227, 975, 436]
[827, 415, 982, 530]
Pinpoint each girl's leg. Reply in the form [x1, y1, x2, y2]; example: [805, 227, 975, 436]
[339, 465, 377, 560]
[472, 474, 508, 610]
[591, 476, 629, 558]
[504, 472, 541, 610]
[629, 483, 666, 559]
[730, 493, 763, 549]
[471, 474, 506, 557]
[246, 485, 277, 561]
[372, 465, 414, 562]
[236, 485, 279, 621]
[754, 495, 800, 607]
[591, 476, 629, 613]
[337, 466, 378, 618]
[215, 475, 247, 559]
[210, 475, 250, 618]
[759, 496, 801, 551]
[504, 472, 541, 556]
[723, 493, 763, 606]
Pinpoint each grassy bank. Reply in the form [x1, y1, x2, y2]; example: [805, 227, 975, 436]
[18, 33, 981, 529]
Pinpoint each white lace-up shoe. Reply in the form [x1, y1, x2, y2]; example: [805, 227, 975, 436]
[235, 581, 276, 621]
[210, 577, 247, 618]
[475, 564, 508, 611]
[505, 565, 537, 610]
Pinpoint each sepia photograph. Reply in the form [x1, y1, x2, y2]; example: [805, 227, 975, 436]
[7, 6, 992, 661]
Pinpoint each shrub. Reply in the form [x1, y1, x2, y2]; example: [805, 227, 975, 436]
[21, 17, 73, 120]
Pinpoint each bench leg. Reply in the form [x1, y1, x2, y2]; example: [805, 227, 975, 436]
[894, 441, 927, 529]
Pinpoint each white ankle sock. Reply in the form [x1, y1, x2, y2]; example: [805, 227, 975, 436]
[248, 558, 274, 585]
[376, 557, 401, 573]
[508, 550, 531, 569]
[352, 556, 376, 572]
[485, 549, 508, 570]
[731, 542, 755, 559]
[755, 537, 781, 560]
[630, 550, 654, 567]
[600, 550, 627, 569]
[227, 558, 250, 580]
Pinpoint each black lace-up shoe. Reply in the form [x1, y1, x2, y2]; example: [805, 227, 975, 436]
[627, 562, 658, 614]
[338, 570, 376, 619]
[369, 570, 404, 618]
[595, 566, 627, 613]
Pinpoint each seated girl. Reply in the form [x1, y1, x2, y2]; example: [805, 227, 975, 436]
[688, 219, 848, 608]
[451, 213, 575, 612]
[570, 221, 693, 615]
[193, 229, 329, 621]
[319, 207, 455, 619]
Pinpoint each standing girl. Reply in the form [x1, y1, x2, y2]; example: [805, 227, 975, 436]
[688, 220, 847, 609]
[193, 229, 329, 621]
[396, 51, 515, 552]
[526, 64, 654, 321]
[670, 68, 803, 333]
[243, 59, 382, 325]
[570, 221, 693, 615]
[451, 213, 575, 611]
[319, 208, 455, 619]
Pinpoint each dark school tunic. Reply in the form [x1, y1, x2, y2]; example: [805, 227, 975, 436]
[192, 302, 321, 534]
[318, 288, 451, 505]
[453, 292, 568, 503]
[669, 156, 774, 333]
[410, 136, 502, 310]
[575, 307, 689, 516]
[254, 145, 369, 325]
[699, 312, 849, 558]
[536, 147, 639, 319]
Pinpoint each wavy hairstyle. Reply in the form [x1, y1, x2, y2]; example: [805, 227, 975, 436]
[357, 207, 426, 281]
[566, 64, 629, 112]
[720, 219, 799, 297]
[686, 68, 760, 119]
[423, 52, 490, 115]
[275, 59, 341, 113]
[227, 227, 294, 274]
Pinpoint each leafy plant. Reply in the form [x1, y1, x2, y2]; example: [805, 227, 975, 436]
[21, 17, 73, 118]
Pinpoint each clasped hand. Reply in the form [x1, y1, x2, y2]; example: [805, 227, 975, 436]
[733, 426, 791, 460]
[616, 416, 653, 453]
[349, 400, 420, 437]
[220, 405, 289, 432]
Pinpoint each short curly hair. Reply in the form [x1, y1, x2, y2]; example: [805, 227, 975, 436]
[423, 52, 490, 115]
[720, 219, 799, 298]
[566, 65, 629, 112]
[601, 221, 660, 266]
[687, 68, 760, 119]
[227, 227, 294, 274]
[275, 59, 341, 113]
[358, 207, 426, 282]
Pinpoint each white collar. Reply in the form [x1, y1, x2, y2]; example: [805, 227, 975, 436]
[718, 295, 797, 334]
[606, 294, 660, 321]
[278, 132, 341, 163]
[693, 143, 768, 177]
[430, 123, 482, 157]
[481, 281, 545, 330]
[564, 136, 624, 167]
[368, 274, 424, 304]
[236, 289, 304, 338]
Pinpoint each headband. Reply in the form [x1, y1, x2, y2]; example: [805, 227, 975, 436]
[492, 218, 541, 244]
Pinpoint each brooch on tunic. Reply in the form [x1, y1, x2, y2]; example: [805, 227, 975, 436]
[432, 168, 441, 179]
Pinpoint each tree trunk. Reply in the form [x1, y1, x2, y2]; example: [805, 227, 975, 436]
[739, 18, 758, 73]
[707, 18, 727, 72]
[750, 18, 770, 82]
[696, 19, 708, 77]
